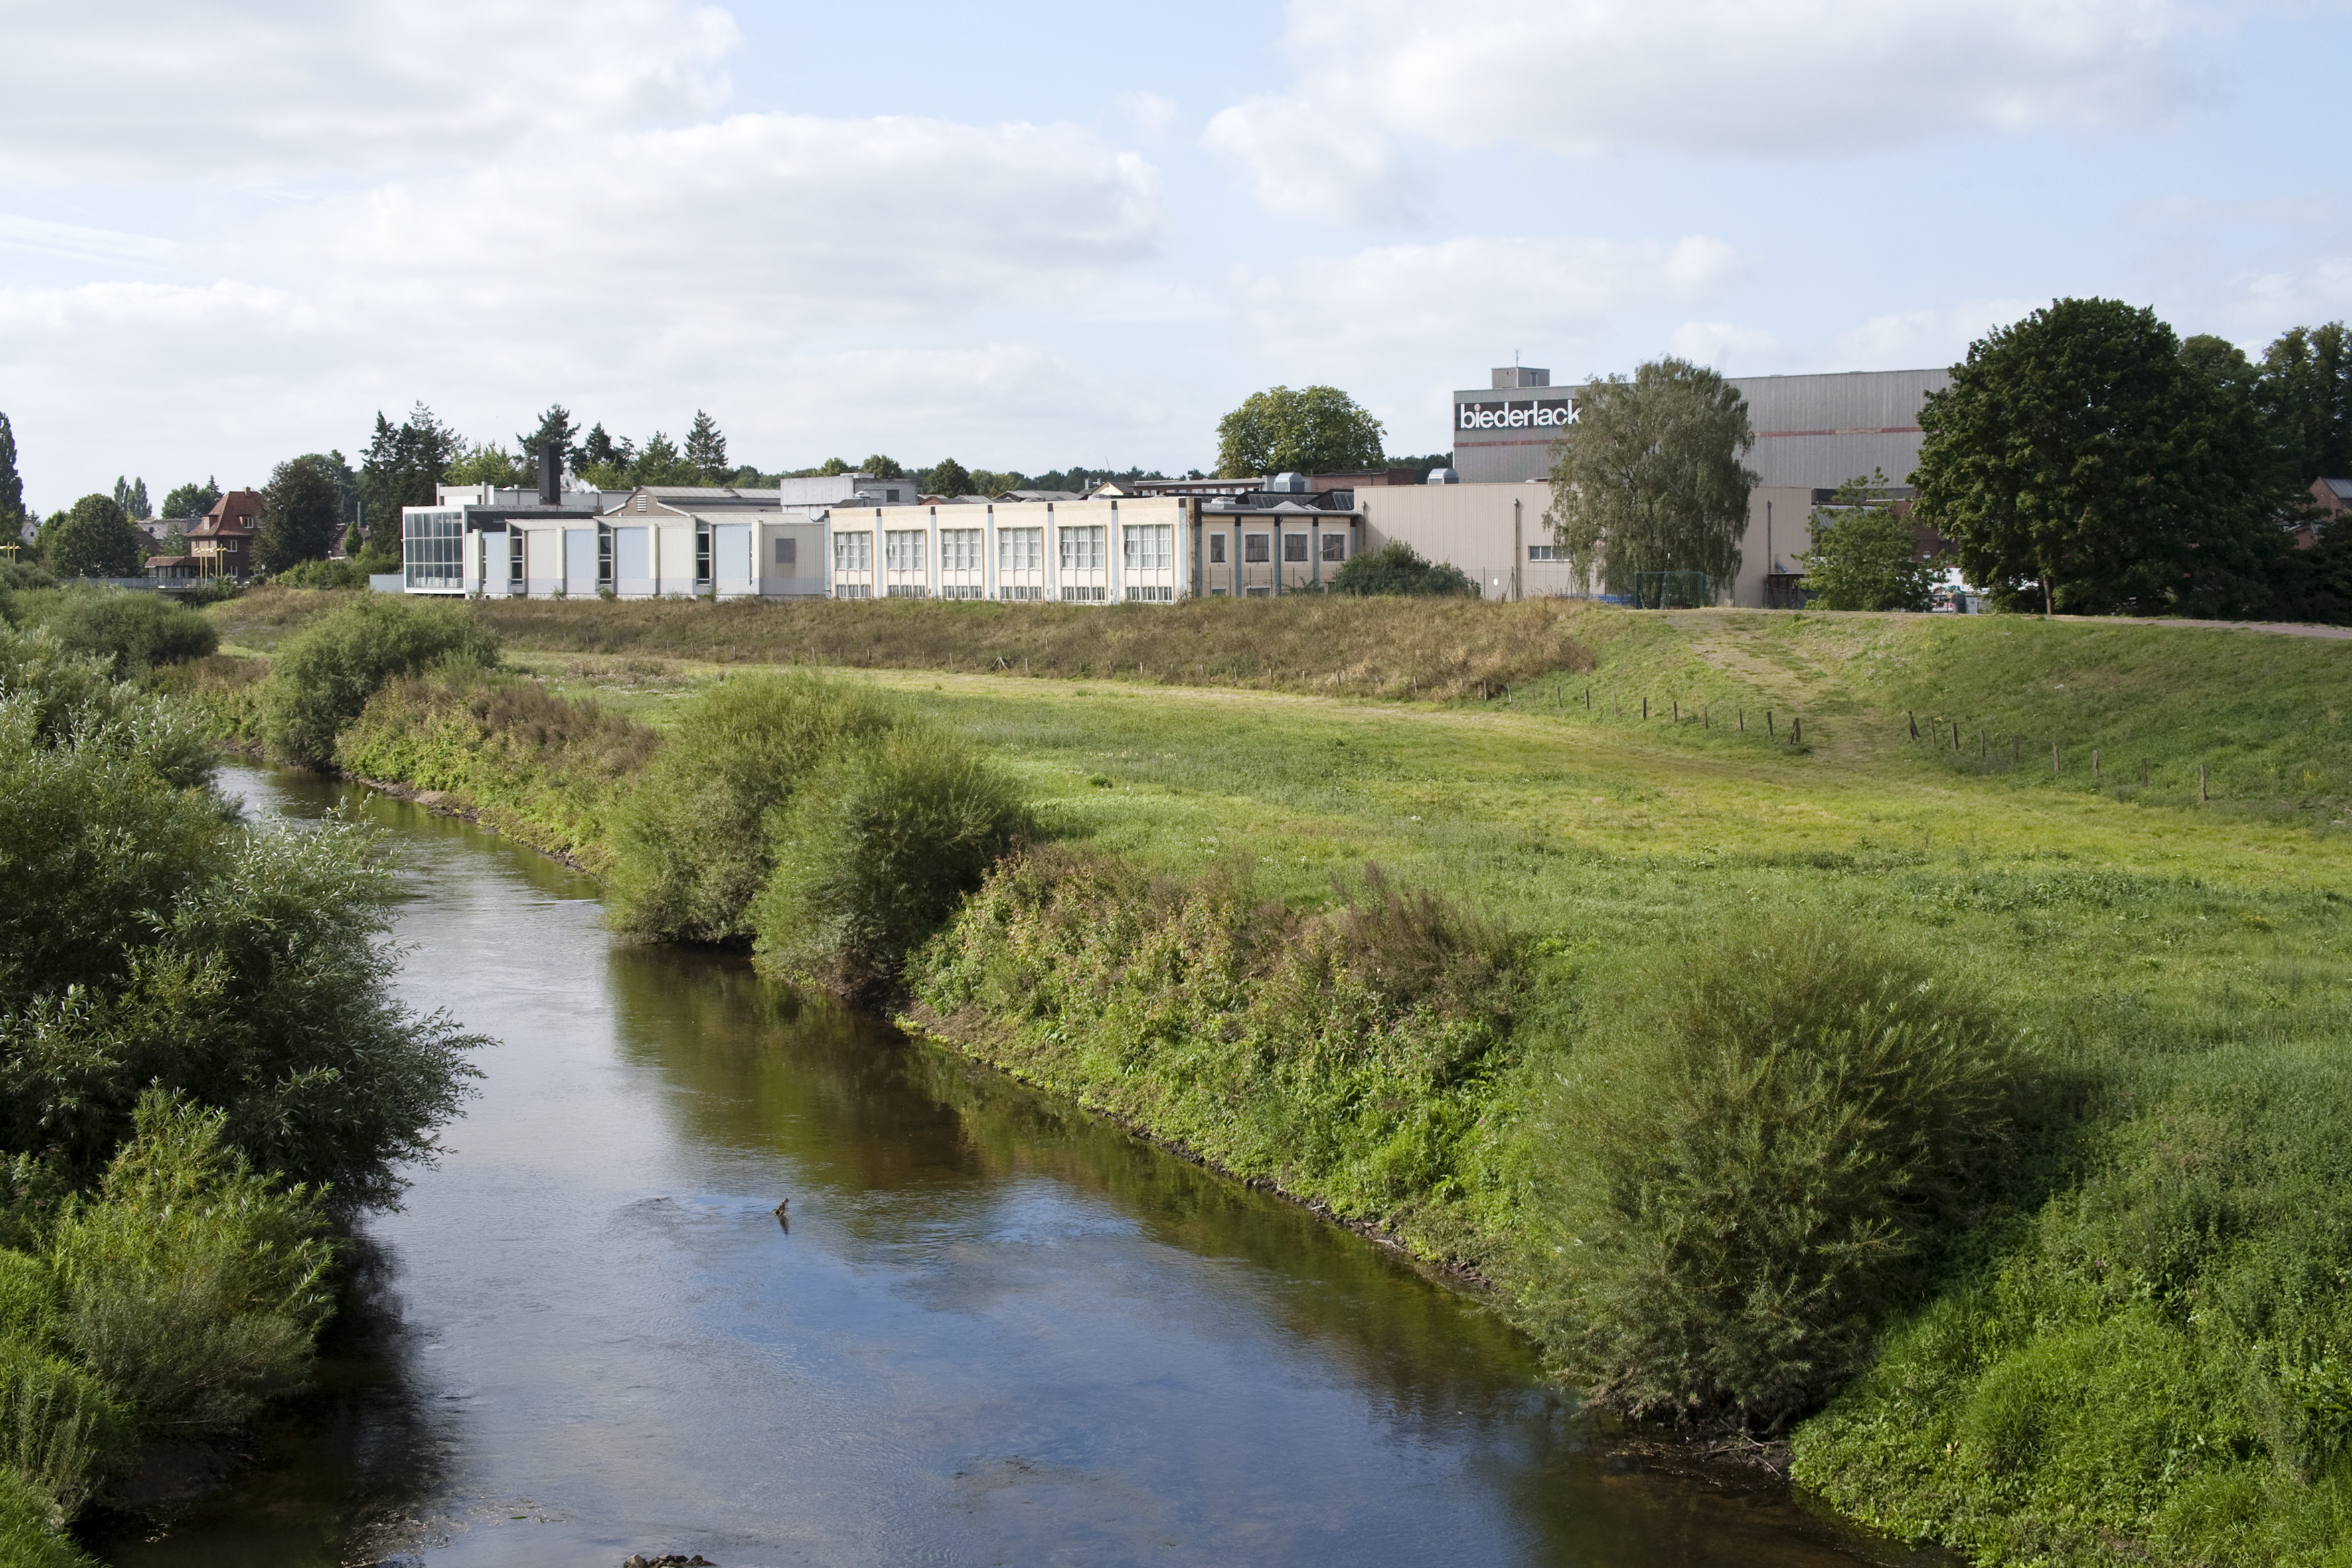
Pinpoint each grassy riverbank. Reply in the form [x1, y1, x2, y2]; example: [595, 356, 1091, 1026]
[191, 590, 2352, 1567]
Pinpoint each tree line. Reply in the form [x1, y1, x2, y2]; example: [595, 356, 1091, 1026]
[1543, 303, 2352, 621]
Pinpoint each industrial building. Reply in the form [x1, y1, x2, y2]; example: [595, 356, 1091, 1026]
[399, 361, 1944, 608]
[1418, 362, 1952, 607]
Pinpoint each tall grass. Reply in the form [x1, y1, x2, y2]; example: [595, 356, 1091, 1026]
[337, 664, 657, 870]
[317, 593, 1595, 702]
[912, 853, 1529, 1221]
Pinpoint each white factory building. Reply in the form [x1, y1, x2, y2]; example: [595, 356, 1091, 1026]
[402, 362, 1944, 608]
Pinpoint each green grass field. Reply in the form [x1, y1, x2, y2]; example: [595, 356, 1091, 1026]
[201, 591, 2352, 1566]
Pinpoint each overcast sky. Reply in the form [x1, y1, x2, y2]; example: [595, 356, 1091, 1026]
[4, 0, 2350, 510]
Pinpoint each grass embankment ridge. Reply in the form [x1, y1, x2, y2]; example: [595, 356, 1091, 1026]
[192, 591, 2352, 1567]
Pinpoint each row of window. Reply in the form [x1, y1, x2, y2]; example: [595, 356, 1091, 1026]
[1207, 530, 1347, 565]
[836, 522, 1323, 576]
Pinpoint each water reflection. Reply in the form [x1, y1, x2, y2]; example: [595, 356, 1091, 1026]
[92, 765, 1936, 1568]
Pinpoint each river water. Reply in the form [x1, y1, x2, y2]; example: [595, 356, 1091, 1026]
[90, 763, 1931, 1568]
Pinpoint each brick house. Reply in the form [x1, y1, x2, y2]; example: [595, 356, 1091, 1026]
[187, 490, 263, 580]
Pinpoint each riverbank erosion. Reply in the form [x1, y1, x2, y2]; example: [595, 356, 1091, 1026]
[175, 589, 2352, 1568]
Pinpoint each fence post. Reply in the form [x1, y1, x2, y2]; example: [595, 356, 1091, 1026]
[1792, 717, 1802, 744]
[2053, 742, 2061, 775]
[2200, 763, 2208, 801]
[2093, 748, 2100, 782]
[1766, 711, 1774, 736]
[1642, 696, 1649, 720]
[1909, 710, 1919, 740]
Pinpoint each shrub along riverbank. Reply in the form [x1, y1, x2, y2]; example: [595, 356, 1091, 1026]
[0, 613, 482, 1565]
[187, 591, 2352, 1567]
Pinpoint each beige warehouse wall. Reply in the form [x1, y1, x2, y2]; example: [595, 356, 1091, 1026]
[1354, 482, 1593, 600]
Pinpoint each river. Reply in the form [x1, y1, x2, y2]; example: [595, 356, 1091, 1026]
[90, 762, 1935, 1568]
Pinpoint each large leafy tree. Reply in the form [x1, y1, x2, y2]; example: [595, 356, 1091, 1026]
[257, 457, 343, 572]
[921, 457, 975, 497]
[161, 477, 221, 521]
[358, 404, 460, 556]
[1215, 386, 1385, 477]
[1915, 298, 2293, 617]
[1800, 473, 1939, 611]
[2258, 322, 2351, 486]
[38, 495, 144, 577]
[1544, 356, 1757, 594]
[685, 410, 728, 482]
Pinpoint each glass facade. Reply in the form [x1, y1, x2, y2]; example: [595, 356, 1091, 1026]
[404, 509, 465, 591]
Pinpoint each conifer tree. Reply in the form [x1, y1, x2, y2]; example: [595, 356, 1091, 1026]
[685, 410, 728, 482]
[0, 412, 24, 534]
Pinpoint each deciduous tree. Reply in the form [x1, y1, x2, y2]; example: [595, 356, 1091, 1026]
[38, 495, 144, 578]
[922, 457, 975, 497]
[1544, 356, 1757, 595]
[1915, 298, 2293, 617]
[257, 457, 343, 573]
[2258, 322, 2351, 485]
[161, 478, 221, 522]
[1215, 386, 1385, 477]
[1799, 473, 1939, 611]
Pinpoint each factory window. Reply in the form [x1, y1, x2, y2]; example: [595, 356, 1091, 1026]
[1059, 526, 1105, 571]
[1284, 534, 1309, 563]
[597, 524, 613, 589]
[941, 528, 983, 572]
[886, 583, 928, 598]
[884, 530, 926, 572]
[509, 529, 524, 585]
[998, 527, 1042, 571]
[1123, 524, 1171, 570]
[834, 531, 872, 572]
[1065, 584, 1107, 602]
[1123, 584, 1174, 602]
[998, 584, 1043, 601]
[1209, 534, 1226, 564]
[1243, 533, 1269, 563]
[695, 528, 711, 584]
[941, 584, 984, 600]
[1320, 532, 1346, 562]
[835, 582, 872, 599]
[774, 537, 797, 567]
[1528, 544, 1556, 561]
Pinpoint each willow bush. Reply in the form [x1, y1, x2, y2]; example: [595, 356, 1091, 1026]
[751, 728, 1033, 1000]
[1518, 924, 2023, 1431]
[258, 594, 500, 765]
[604, 673, 896, 944]
[2, 585, 217, 676]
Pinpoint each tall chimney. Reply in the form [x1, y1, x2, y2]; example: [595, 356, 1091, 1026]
[538, 441, 561, 505]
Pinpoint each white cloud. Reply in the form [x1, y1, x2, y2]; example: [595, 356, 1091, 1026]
[1234, 234, 1748, 362]
[1118, 91, 1178, 145]
[1249, 0, 2223, 161]
[1668, 320, 1784, 371]
[0, 0, 740, 181]
[1200, 93, 1430, 225]
[1825, 299, 2040, 368]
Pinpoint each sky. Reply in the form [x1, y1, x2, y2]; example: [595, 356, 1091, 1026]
[4, 0, 2351, 511]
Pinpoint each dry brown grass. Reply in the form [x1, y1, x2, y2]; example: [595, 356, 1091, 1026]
[483, 595, 1589, 700]
[209, 590, 1593, 700]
